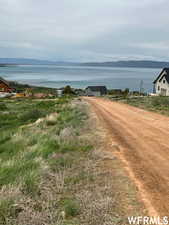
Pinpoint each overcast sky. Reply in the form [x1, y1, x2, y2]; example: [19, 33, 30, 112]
[1, 0, 169, 62]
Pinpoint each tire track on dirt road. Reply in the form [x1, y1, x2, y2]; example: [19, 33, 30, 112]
[84, 97, 169, 216]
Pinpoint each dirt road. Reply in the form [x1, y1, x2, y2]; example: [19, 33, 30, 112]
[85, 97, 169, 216]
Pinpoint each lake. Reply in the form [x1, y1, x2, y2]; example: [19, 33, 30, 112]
[0, 65, 161, 92]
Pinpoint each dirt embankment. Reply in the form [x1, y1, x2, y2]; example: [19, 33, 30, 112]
[84, 97, 169, 216]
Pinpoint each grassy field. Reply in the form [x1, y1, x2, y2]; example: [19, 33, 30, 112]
[0, 97, 144, 225]
[118, 96, 169, 116]
[0, 97, 92, 225]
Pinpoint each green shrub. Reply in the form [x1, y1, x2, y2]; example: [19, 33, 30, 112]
[151, 96, 169, 107]
[24, 150, 39, 160]
[0, 103, 7, 111]
[56, 97, 70, 105]
[56, 107, 85, 130]
[59, 142, 92, 153]
[0, 140, 25, 160]
[19, 109, 45, 123]
[46, 120, 57, 126]
[0, 161, 40, 186]
[0, 113, 19, 129]
[22, 172, 40, 196]
[27, 136, 38, 146]
[40, 139, 60, 158]
[0, 133, 11, 145]
[62, 199, 80, 217]
[36, 101, 56, 109]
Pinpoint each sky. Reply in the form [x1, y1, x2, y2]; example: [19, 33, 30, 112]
[1, 0, 169, 62]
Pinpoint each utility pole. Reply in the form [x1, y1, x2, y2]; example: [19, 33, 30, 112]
[139, 80, 144, 95]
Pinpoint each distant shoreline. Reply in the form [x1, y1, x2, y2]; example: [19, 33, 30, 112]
[0, 64, 17, 67]
[0, 58, 169, 69]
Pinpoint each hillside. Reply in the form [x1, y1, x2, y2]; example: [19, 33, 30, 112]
[1, 58, 169, 68]
[81, 60, 169, 68]
[0, 58, 77, 66]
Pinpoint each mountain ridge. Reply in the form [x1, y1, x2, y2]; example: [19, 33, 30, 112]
[80, 60, 169, 68]
[0, 58, 169, 68]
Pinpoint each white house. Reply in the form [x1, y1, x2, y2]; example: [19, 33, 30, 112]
[153, 68, 169, 96]
[57, 89, 63, 97]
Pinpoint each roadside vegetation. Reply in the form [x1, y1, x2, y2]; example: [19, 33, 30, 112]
[117, 96, 169, 116]
[0, 96, 144, 225]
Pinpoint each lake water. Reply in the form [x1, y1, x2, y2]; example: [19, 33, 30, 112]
[0, 65, 161, 92]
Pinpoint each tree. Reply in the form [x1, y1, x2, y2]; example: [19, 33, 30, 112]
[123, 88, 129, 98]
[63, 85, 74, 95]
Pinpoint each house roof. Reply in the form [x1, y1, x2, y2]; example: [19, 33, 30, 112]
[153, 68, 169, 84]
[86, 86, 107, 93]
[0, 77, 10, 87]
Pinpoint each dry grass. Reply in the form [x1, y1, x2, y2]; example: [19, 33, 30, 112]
[0, 98, 144, 225]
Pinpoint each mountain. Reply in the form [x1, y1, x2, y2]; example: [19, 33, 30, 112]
[80, 60, 169, 68]
[1, 58, 169, 68]
[0, 58, 77, 65]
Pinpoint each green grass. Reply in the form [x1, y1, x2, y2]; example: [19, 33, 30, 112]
[61, 199, 80, 217]
[0, 97, 94, 224]
[0, 96, 145, 225]
[0, 103, 8, 111]
[121, 96, 169, 116]
[0, 198, 19, 225]
[22, 172, 40, 196]
[49, 155, 74, 172]
[19, 109, 45, 123]
[0, 99, 57, 132]
[0, 140, 25, 160]
[39, 138, 60, 159]
[0, 160, 40, 187]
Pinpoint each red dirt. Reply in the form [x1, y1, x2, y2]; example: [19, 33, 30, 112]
[84, 97, 169, 216]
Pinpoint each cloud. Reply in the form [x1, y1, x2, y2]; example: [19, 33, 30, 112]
[0, 0, 169, 61]
[130, 41, 169, 51]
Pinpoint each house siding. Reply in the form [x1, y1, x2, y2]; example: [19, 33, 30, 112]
[86, 86, 107, 96]
[154, 71, 169, 96]
[86, 89, 101, 96]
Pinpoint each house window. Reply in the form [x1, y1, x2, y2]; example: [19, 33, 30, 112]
[163, 80, 165, 84]
[158, 86, 160, 91]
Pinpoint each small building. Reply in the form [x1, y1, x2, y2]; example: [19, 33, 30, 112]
[57, 89, 63, 97]
[86, 86, 107, 96]
[0, 78, 13, 93]
[153, 68, 169, 96]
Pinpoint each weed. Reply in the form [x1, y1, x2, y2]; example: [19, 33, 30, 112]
[65, 171, 87, 185]
[0, 140, 25, 160]
[19, 109, 45, 123]
[22, 172, 40, 196]
[0, 198, 19, 225]
[0, 103, 7, 111]
[0, 133, 11, 145]
[36, 101, 56, 109]
[62, 199, 80, 217]
[123, 96, 169, 116]
[0, 161, 40, 186]
[40, 139, 60, 159]
[24, 151, 39, 160]
[26, 136, 38, 147]
[49, 155, 74, 171]
[46, 120, 57, 126]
